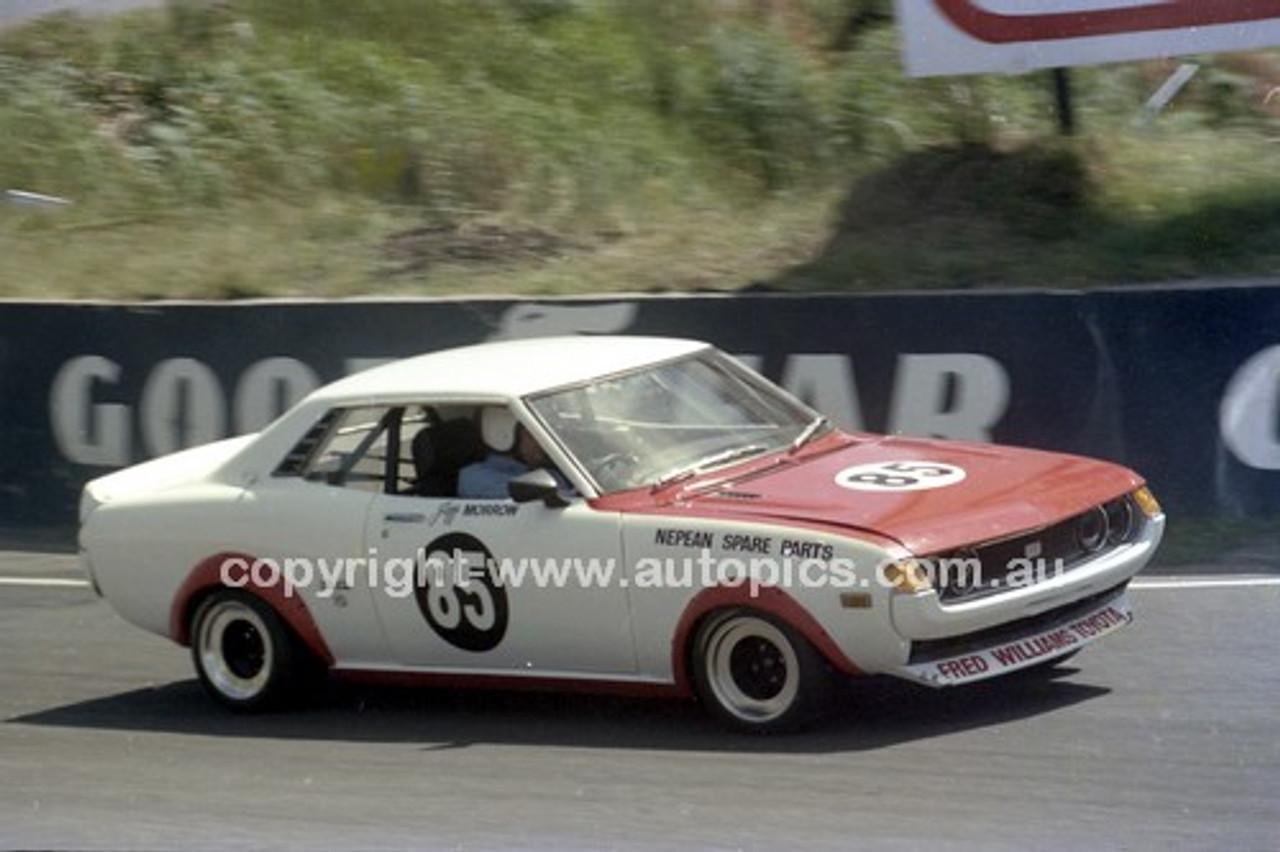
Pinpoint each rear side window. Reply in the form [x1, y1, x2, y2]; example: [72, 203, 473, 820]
[278, 407, 397, 491]
[275, 409, 341, 476]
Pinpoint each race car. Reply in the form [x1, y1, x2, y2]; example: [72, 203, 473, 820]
[78, 336, 1165, 732]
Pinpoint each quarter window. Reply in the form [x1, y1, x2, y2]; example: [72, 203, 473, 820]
[289, 406, 397, 491]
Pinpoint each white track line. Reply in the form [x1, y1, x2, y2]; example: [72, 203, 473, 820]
[1131, 577, 1280, 590]
[0, 577, 90, 588]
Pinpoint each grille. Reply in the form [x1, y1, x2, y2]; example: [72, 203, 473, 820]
[931, 494, 1143, 603]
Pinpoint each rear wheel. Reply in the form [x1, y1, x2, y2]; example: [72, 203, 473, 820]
[190, 590, 317, 711]
[692, 610, 830, 733]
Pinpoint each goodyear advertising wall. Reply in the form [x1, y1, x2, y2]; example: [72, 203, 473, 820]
[2, 284, 1279, 534]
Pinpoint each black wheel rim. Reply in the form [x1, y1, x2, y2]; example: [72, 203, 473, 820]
[222, 619, 266, 680]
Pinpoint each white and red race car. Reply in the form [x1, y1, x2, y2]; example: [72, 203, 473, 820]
[79, 336, 1164, 732]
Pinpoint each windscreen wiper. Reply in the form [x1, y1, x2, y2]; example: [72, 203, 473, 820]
[789, 415, 829, 453]
[653, 444, 768, 491]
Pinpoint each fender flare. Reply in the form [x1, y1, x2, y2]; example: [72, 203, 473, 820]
[670, 584, 862, 695]
[169, 552, 334, 665]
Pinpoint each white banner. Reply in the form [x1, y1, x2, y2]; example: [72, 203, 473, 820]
[898, 0, 1280, 76]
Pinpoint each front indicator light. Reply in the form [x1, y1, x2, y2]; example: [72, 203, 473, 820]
[883, 559, 933, 594]
[839, 592, 872, 610]
[1133, 486, 1162, 519]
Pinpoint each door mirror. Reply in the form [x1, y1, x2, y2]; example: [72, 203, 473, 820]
[509, 468, 570, 508]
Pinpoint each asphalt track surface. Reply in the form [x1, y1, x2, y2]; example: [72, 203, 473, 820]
[2, 549, 1277, 852]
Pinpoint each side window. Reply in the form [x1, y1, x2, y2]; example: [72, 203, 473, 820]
[398, 404, 486, 498]
[395, 406, 436, 493]
[282, 406, 398, 491]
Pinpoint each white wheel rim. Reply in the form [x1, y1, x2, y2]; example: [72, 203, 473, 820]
[196, 599, 274, 701]
[704, 616, 800, 724]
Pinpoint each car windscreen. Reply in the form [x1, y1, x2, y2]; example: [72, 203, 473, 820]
[526, 350, 821, 494]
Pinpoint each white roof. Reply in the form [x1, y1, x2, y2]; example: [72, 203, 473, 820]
[312, 335, 710, 403]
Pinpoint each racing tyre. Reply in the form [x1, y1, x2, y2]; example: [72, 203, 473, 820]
[692, 610, 830, 734]
[190, 590, 317, 711]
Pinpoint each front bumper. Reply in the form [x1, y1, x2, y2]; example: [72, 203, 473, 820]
[890, 583, 1132, 687]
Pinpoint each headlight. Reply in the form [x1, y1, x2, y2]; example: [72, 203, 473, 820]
[1076, 506, 1109, 553]
[1105, 498, 1135, 545]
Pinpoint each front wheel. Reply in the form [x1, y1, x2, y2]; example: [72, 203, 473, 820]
[190, 590, 316, 711]
[692, 610, 831, 733]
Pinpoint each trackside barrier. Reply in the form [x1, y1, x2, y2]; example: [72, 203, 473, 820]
[2, 284, 1278, 535]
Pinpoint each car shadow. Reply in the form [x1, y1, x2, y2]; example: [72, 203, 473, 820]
[9, 668, 1108, 754]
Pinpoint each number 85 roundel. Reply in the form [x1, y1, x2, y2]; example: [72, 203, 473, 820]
[416, 533, 509, 653]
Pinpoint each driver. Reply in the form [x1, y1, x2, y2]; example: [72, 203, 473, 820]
[458, 407, 568, 499]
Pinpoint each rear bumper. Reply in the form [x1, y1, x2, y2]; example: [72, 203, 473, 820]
[78, 549, 103, 597]
[890, 584, 1132, 687]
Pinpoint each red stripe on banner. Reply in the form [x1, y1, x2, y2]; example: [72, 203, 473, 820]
[934, 0, 1280, 44]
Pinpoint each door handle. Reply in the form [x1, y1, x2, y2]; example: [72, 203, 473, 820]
[383, 512, 425, 524]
